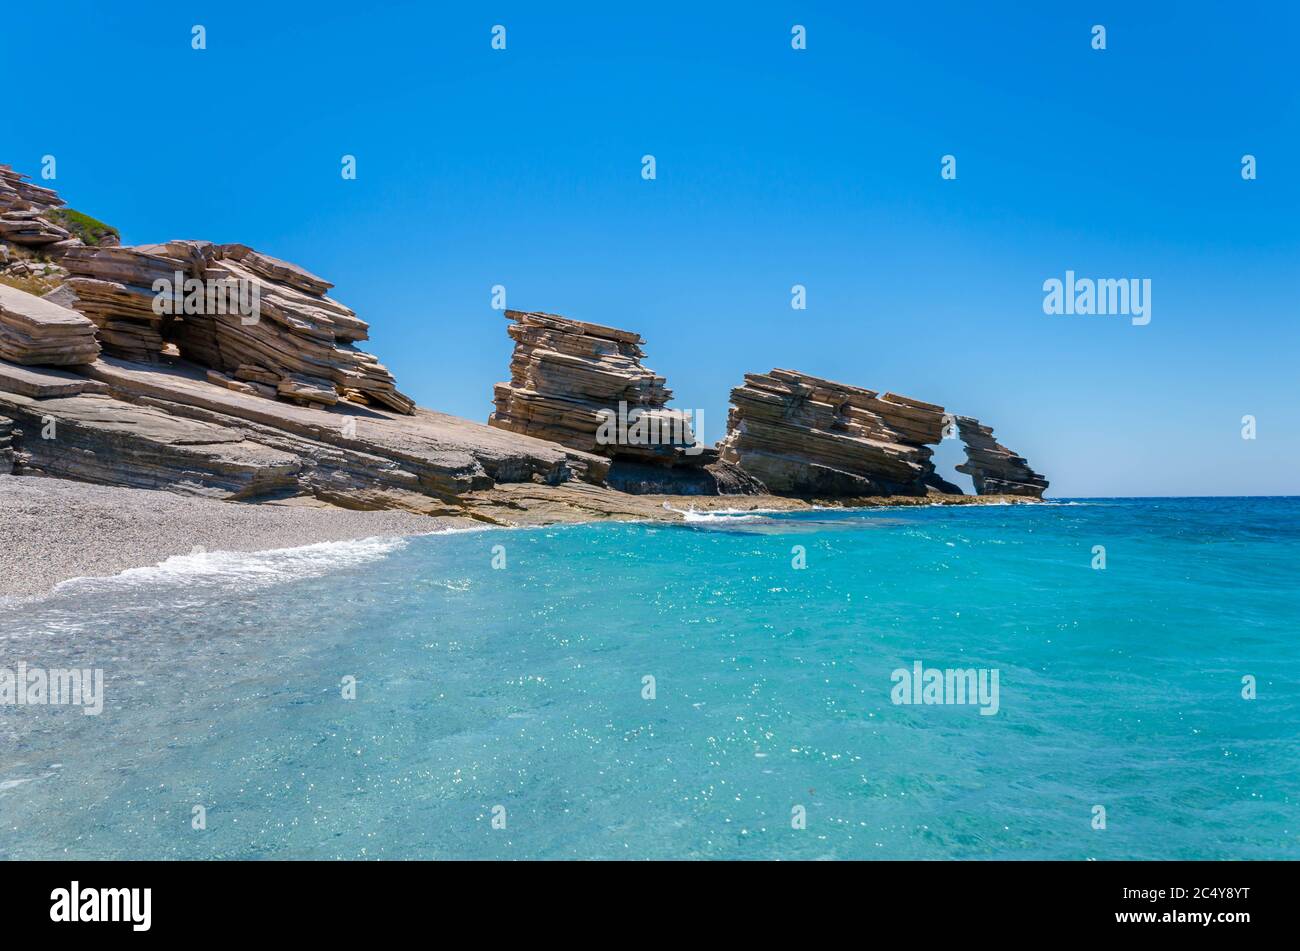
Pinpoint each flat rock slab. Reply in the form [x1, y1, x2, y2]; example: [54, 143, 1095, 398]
[83, 356, 610, 491]
[0, 282, 100, 366]
[0, 388, 302, 498]
[0, 357, 109, 397]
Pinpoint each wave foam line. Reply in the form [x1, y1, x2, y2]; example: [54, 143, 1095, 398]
[47, 535, 410, 597]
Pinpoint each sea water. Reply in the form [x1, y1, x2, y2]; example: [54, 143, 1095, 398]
[1, 498, 1297, 859]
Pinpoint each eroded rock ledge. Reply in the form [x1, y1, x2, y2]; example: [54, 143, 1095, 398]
[62, 240, 415, 414]
[0, 163, 112, 255]
[717, 370, 949, 496]
[717, 368, 1047, 499]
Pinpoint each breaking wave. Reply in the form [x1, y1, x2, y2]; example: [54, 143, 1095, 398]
[46, 536, 410, 598]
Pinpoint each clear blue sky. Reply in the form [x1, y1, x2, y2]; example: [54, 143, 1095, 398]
[4, 2, 1297, 496]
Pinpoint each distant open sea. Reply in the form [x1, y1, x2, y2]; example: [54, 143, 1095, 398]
[2, 497, 1297, 860]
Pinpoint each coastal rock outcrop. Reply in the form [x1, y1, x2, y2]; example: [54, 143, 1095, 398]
[60, 240, 415, 414]
[490, 309, 759, 495]
[954, 416, 1049, 498]
[490, 310, 693, 459]
[717, 369, 948, 496]
[717, 368, 1048, 499]
[0, 159, 1048, 521]
[0, 162, 630, 522]
[0, 164, 71, 251]
[0, 284, 100, 366]
[0, 357, 610, 511]
[3, 165, 410, 416]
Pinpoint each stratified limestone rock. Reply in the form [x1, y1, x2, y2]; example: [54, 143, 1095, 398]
[490, 310, 696, 463]
[0, 389, 303, 498]
[0, 358, 109, 397]
[60, 240, 414, 413]
[0, 416, 14, 473]
[0, 165, 68, 249]
[59, 243, 174, 361]
[276, 372, 339, 407]
[10, 356, 611, 510]
[0, 284, 100, 366]
[954, 416, 1049, 498]
[717, 369, 947, 496]
[489, 309, 760, 495]
[0, 165, 119, 260]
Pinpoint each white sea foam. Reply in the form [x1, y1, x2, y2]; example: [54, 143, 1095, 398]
[662, 502, 779, 522]
[680, 510, 766, 522]
[47, 535, 410, 598]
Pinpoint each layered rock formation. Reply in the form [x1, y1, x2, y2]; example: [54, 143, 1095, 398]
[717, 368, 1047, 499]
[0, 164, 118, 259]
[0, 357, 609, 512]
[0, 159, 1047, 521]
[3, 166, 411, 416]
[0, 163, 621, 523]
[61, 240, 415, 413]
[490, 310, 695, 460]
[0, 416, 13, 473]
[717, 369, 949, 496]
[1, 165, 117, 304]
[489, 309, 762, 495]
[954, 416, 1049, 498]
[0, 164, 72, 252]
[0, 284, 100, 366]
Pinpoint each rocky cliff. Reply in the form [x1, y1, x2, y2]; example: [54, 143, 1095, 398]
[0, 165, 615, 521]
[61, 240, 416, 414]
[0, 160, 1046, 520]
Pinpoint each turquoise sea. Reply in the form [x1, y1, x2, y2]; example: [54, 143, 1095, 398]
[1, 497, 1297, 860]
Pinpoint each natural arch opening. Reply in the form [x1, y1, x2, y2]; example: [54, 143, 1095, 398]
[928, 434, 976, 495]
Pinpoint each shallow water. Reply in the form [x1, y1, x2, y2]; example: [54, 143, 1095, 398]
[1, 498, 1297, 859]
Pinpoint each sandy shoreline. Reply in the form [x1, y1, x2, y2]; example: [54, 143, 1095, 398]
[1, 474, 1036, 599]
